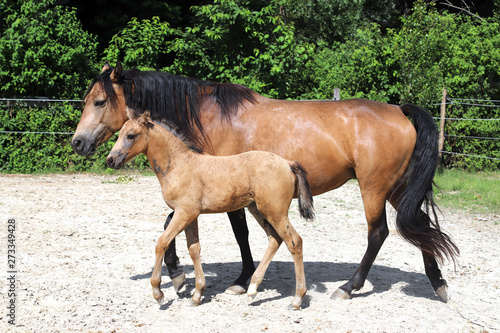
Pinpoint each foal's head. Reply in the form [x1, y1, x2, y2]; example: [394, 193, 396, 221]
[106, 111, 151, 169]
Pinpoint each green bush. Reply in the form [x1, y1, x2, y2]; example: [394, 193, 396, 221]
[0, 102, 149, 173]
[0, 0, 97, 98]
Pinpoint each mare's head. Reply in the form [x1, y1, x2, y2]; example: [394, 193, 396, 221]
[106, 111, 151, 169]
[71, 62, 129, 156]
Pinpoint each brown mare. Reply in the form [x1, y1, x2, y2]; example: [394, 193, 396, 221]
[106, 111, 314, 309]
[72, 62, 459, 302]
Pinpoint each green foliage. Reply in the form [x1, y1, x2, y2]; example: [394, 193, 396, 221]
[0, 0, 97, 98]
[0, 102, 149, 173]
[163, 0, 316, 98]
[104, 16, 178, 70]
[73, 0, 181, 56]
[282, 0, 400, 45]
[303, 2, 500, 169]
[1, 0, 499, 173]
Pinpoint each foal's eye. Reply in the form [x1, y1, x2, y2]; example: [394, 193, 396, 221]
[94, 100, 106, 108]
[127, 134, 136, 140]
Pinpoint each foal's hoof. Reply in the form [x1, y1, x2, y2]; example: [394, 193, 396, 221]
[331, 288, 352, 300]
[154, 292, 165, 305]
[225, 284, 247, 295]
[190, 298, 201, 307]
[435, 284, 449, 303]
[287, 302, 301, 311]
[171, 272, 186, 293]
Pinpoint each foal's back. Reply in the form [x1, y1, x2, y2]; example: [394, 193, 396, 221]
[186, 151, 297, 215]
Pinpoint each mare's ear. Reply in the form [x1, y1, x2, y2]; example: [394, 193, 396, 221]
[101, 62, 111, 73]
[110, 61, 122, 82]
[139, 110, 151, 126]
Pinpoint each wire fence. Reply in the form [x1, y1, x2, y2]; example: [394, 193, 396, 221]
[433, 97, 500, 162]
[1, 96, 500, 162]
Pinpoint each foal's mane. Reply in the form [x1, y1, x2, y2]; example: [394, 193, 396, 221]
[85, 66, 257, 150]
[154, 120, 204, 154]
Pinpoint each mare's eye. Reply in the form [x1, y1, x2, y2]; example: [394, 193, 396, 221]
[94, 100, 106, 108]
[127, 134, 136, 140]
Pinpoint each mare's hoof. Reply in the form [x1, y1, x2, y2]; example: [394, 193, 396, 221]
[435, 284, 449, 303]
[331, 288, 352, 300]
[171, 272, 186, 293]
[226, 284, 247, 295]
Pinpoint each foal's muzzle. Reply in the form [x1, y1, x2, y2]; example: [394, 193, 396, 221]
[106, 153, 126, 169]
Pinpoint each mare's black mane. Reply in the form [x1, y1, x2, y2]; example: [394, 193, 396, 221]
[85, 66, 257, 150]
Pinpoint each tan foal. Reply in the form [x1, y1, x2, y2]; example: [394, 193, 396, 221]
[107, 111, 314, 309]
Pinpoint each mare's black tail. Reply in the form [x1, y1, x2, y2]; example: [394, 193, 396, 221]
[396, 104, 459, 264]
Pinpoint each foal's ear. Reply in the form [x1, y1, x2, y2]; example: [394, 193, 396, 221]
[139, 110, 151, 126]
[110, 61, 122, 82]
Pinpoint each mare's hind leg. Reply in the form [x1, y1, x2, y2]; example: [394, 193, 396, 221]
[419, 210, 449, 302]
[225, 209, 256, 295]
[332, 190, 389, 300]
[387, 190, 450, 302]
[163, 211, 186, 292]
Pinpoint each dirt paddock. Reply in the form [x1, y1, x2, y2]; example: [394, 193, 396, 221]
[1, 173, 499, 332]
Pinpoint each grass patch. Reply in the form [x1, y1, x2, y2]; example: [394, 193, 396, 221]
[102, 175, 137, 184]
[434, 169, 500, 214]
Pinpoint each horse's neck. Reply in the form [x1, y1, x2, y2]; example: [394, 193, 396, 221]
[147, 124, 194, 173]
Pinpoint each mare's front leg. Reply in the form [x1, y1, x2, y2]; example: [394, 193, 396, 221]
[163, 211, 186, 292]
[151, 210, 194, 304]
[184, 219, 206, 306]
[226, 209, 256, 295]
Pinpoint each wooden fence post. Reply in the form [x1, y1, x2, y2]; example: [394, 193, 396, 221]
[438, 87, 447, 163]
[333, 88, 340, 100]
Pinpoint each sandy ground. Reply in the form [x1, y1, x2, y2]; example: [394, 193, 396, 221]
[1, 173, 499, 332]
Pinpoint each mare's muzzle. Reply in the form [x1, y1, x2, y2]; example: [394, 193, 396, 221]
[71, 135, 97, 157]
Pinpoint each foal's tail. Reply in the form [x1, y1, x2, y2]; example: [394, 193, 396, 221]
[397, 104, 459, 264]
[289, 162, 315, 221]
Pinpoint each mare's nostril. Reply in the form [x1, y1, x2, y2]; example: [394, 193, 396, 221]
[106, 156, 115, 168]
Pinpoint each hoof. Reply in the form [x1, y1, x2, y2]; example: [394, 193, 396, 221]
[435, 284, 448, 303]
[226, 284, 247, 295]
[171, 272, 186, 293]
[331, 288, 352, 300]
[190, 298, 201, 307]
[287, 303, 301, 311]
[154, 292, 165, 305]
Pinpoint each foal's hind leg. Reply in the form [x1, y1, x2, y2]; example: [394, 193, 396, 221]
[247, 204, 306, 310]
[225, 209, 256, 295]
[163, 211, 186, 292]
[333, 190, 389, 300]
[184, 220, 206, 306]
[271, 217, 306, 310]
[246, 204, 282, 297]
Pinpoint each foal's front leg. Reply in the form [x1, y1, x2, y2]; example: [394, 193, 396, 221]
[184, 219, 206, 306]
[151, 211, 193, 304]
[163, 211, 186, 292]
